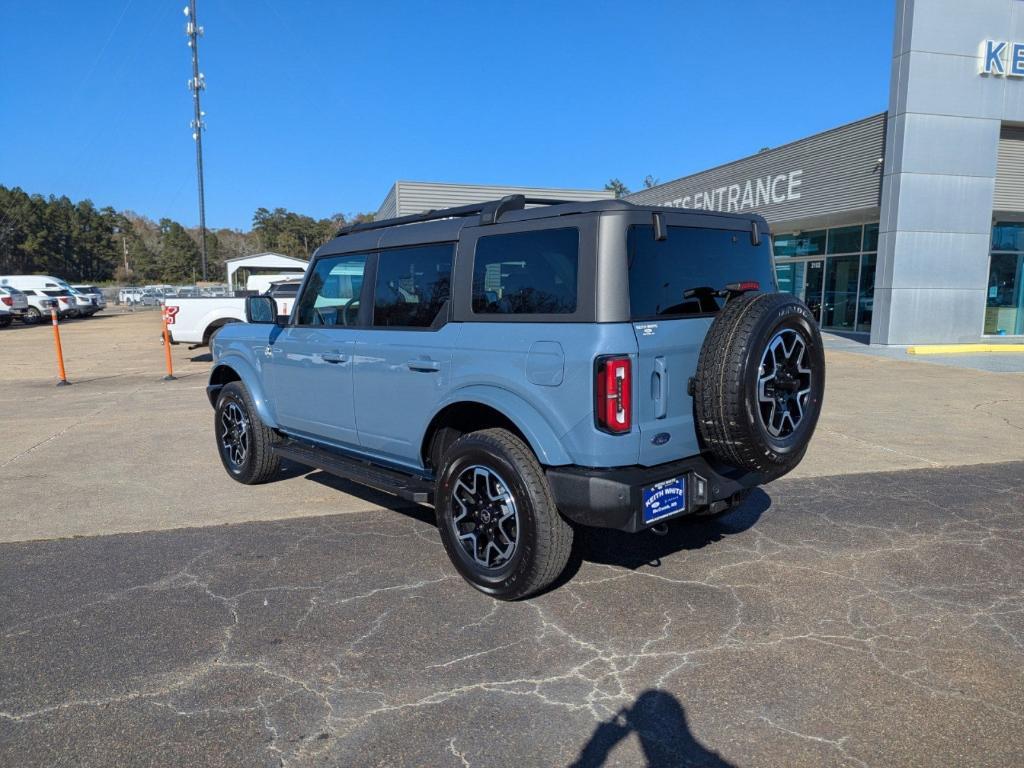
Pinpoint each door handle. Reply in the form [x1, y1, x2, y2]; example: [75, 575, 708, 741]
[652, 356, 668, 420]
[321, 351, 349, 364]
[406, 359, 441, 372]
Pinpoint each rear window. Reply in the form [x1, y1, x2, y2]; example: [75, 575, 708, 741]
[627, 224, 772, 319]
[42, 290, 66, 297]
[373, 243, 453, 328]
[472, 228, 579, 315]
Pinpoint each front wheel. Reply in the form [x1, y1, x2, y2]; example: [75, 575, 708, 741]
[435, 428, 573, 600]
[214, 382, 281, 484]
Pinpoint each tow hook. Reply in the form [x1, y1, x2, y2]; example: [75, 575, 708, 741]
[650, 522, 669, 536]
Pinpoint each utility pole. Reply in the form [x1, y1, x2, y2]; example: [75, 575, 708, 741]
[184, 1, 208, 281]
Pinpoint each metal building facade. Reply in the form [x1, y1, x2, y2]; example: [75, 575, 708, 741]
[625, 114, 887, 232]
[628, 0, 1024, 345]
[376, 181, 608, 220]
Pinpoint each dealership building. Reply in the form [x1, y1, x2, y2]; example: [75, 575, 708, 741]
[628, 0, 1024, 344]
[378, 0, 1024, 344]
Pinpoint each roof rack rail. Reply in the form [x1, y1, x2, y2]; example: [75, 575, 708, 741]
[335, 194, 573, 236]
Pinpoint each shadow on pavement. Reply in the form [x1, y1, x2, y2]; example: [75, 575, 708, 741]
[300, 466, 437, 525]
[578, 488, 770, 571]
[570, 690, 735, 767]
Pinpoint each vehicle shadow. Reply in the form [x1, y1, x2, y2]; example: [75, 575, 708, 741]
[297, 464, 436, 525]
[287, 462, 768, 585]
[574, 488, 770, 572]
[569, 689, 735, 767]
[190, 352, 213, 363]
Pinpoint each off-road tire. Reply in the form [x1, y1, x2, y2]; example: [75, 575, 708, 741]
[435, 428, 573, 600]
[694, 292, 824, 480]
[214, 381, 280, 484]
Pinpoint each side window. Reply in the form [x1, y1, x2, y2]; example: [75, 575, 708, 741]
[472, 228, 579, 314]
[373, 243, 453, 328]
[295, 254, 368, 326]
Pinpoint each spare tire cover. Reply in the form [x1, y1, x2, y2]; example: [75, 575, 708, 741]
[694, 292, 825, 479]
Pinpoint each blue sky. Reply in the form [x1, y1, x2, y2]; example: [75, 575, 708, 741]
[1, 1, 894, 230]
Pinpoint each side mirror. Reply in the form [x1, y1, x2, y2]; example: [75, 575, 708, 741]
[246, 295, 279, 324]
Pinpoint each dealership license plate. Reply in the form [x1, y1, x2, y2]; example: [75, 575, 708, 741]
[642, 476, 687, 524]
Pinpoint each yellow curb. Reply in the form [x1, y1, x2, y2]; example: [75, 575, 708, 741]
[907, 344, 1024, 355]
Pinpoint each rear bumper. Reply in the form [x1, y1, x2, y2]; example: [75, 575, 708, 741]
[546, 455, 762, 533]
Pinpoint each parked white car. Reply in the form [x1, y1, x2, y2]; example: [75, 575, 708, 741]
[0, 275, 77, 320]
[0, 285, 29, 327]
[13, 290, 59, 323]
[65, 287, 99, 318]
[73, 285, 108, 313]
[119, 287, 145, 304]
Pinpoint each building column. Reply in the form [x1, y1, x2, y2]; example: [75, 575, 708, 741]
[872, 0, 1014, 345]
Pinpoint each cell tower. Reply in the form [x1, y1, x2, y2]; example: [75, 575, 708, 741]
[184, 1, 208, 281]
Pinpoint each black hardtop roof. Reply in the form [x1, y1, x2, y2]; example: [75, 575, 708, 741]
[317, 195, 767, 257]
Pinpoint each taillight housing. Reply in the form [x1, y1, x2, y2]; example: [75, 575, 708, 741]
[164, 305, 179, 324]
[1, 296, 11, 307]
[595, 355, 632, 434]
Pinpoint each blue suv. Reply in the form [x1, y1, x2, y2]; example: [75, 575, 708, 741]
[208, 196, 824, 599]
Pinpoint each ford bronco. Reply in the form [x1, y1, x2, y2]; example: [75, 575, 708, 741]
[208, 196, 824, 599]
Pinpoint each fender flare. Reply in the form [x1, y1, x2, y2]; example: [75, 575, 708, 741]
[207, 355, 278, 428]
[433, 385, 573, 466]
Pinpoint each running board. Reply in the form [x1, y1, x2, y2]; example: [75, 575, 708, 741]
[273, 440, 434, 504]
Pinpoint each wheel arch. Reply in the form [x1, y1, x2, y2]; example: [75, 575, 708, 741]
[421, 387, 573, 471]
[203, 317, 241, 346]
[207, 357, 278, 427]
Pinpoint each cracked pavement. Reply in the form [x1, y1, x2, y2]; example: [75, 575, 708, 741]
[3, 313, 1024, 766]
[3, 461, 1023, 767]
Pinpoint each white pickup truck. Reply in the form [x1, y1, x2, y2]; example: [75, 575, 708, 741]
[165, 274, 304, 347]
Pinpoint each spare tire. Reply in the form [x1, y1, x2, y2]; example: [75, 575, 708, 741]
[694, 292, 825, 479]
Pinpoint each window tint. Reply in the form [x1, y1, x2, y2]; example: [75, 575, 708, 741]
[373, 243, 453, 328]
[295, 254, 368, 326]
[628, 225, 773, 319]
[472, 228, 579, 314]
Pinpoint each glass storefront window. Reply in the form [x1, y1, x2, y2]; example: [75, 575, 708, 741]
[857, 253, 876, 333]
[827, 225, 862, 255]
[985, 252, 1024, 335]
[863, 223, 879, 252]
[992, 222, 1024, 252]
[822, 255, 859, 329]
[773, 230, 826, 258]
[774, 221, 877, 333]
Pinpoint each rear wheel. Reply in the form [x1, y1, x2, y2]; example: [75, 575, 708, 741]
[22, 306, 41, 324]
[435, 428, 573, 600]
[214, 382, 280, 484]
[0, 315, 11, 328]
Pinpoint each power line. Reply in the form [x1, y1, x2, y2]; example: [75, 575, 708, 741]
[184, 0, 208, 281]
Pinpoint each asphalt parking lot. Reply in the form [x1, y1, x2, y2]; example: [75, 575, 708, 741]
[2, 313, 1024, 766]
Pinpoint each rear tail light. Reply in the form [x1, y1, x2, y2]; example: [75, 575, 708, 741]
[164, 305, 179, 324]
[595, 355, 632, 434]
[725, 281, 760, 293]
[1, 297, 11, 307]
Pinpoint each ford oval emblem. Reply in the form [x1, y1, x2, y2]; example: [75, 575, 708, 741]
[652, 432, 671, 446]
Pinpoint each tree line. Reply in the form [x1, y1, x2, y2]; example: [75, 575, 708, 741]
[0, 185, 372, 284]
